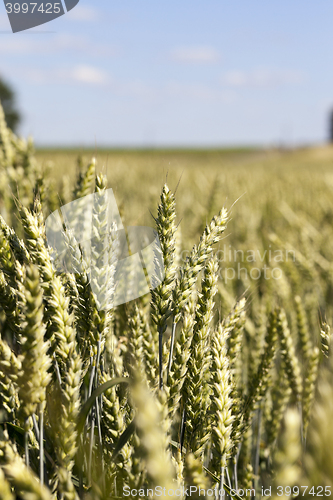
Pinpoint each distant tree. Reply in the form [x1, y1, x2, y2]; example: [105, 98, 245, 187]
[0, 78, 20, 132]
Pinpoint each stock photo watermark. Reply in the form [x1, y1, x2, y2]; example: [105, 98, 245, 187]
[123, 485, 256, 497]
[180, 245, 296, 284]
[123, 485, 331, 498]
[3, 0, 80, 32]
[45, 189, 165, 311]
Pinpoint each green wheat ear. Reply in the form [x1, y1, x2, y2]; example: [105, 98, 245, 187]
[265, 365, 292, 455]
[302, 346, 320, 438]
[73, 157, 96, 200]
[0, 270, 18, 333]
[240, 309, 279, 437]
[183, 256, 219, 457]
[167, 291, 196, 421]
[295, 295, 312, 363]
[276, 308, 302, 402]
[150, 183, 177, 390]
[227, 297, 246, 378]
[210, 321, 234, 477]
[0, 214, 29, 264]
[0, 439, 53, 500]
[184, 452, 210, 492]
[172, 207, 228, 324]
[130, 377, 175, 490]
[273, 409, 302, 494]
[0, 339, 20, 419]
[150, 183, 177, 333]
[320, 322, 331, 359]
[304, 370, 333, 485]
[17, 265, 51, 420]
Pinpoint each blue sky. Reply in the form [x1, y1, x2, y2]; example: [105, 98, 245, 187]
[0, 0, 332, 146]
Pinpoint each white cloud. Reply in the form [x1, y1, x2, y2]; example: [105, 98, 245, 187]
[0, 34, 82, 54]
[66, 6, 99, 22]
[11, 64, 110, 86]
[221, 69, 304, 88]
[68, 65, 107, 84]
[0, 33, 116, 57]
[170, 46, 220, 64]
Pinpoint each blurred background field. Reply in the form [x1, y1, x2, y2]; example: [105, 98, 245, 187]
[32, 144, 333, 327]
[35, 145, 333, 241]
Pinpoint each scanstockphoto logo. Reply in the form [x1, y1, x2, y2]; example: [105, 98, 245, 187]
[45, 189, 165, 311]
[4, 0, 80, 33]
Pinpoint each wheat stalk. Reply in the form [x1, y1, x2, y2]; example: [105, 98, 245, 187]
[210, 322, 234, 480]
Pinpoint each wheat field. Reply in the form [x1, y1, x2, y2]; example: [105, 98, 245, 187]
[0, 102, 333, 499]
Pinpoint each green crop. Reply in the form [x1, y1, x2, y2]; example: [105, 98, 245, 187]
[0, 103, 332, 499]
